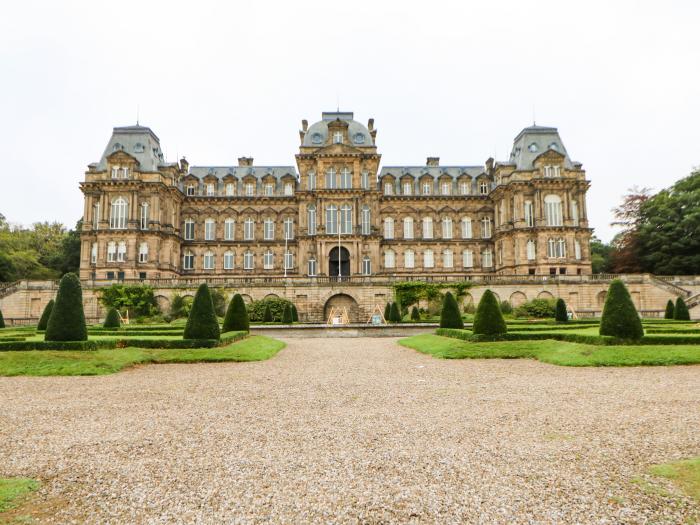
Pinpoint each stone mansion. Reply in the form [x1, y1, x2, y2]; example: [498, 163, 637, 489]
[79, 111, 592, 281]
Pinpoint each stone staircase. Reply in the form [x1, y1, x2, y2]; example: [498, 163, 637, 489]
[0, 281, 20, 300]
[687, 293, 700, 310]
[649, 275, 692, 298]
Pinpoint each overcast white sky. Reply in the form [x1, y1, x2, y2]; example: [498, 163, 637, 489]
[1, 0, 698, 241]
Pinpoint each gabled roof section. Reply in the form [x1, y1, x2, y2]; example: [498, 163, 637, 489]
[188, 166, 298, 180]
[506, 125, 577, 170]
[96, 124, 165, 172]
[379, 166, 484, 179]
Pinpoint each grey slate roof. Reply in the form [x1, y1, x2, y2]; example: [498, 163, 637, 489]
[379, 166, 486, 179]
[302, 111, 374, 147]
[96, 125, 165, 171]
[187, 166, 298, 180]
[506, 125, 575, 170]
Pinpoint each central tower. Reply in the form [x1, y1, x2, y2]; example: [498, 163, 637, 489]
[295, 112, 382, 278]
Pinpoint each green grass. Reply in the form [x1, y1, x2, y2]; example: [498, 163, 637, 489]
[649, 457, 700, 503]
[399, 334, 700, 366]
[0, 335, 285, 376]
[0, 478, 38, 513]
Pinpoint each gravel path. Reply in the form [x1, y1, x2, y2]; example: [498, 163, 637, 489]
[1, 337, 699, 524]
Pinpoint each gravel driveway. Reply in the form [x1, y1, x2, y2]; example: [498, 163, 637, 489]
[1, 337, 699, 524]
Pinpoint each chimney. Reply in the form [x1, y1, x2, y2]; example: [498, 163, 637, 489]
[426, 157, 440, 167]
[302, 119, 308, 131]
[238, 157, 254, 167]
[179, 156, 189, 172]
[485, 157, 494, 173]
[367, 118, 374, 131]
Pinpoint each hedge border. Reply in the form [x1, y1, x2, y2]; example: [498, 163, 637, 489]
[435, 328, 700, 346]
[0, 330, 248, 352]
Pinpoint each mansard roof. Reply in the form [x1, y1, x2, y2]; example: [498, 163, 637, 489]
[379, 166, 485, 179]
[188, 166, 298, 180]
[96, 125, 166, 172]
[505, 125, 579, 170]
[302, 111, 375, 147]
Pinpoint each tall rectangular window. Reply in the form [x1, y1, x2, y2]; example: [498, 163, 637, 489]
[423, 249, 434, 268]
[575, 240, 582, 260]
[91, 243, 97, 264]
[524, 201, 534, 227]
[422, 217, 433, 239]
[422, 181, 431, 195]
[224, 251, 234, 269]
[361, 171, 369, 190]
[340, 206, 352, 234]
[284, 251, 294, 270]
[183, 252, 194, 270]
[442, 218, 453, 239]
[264, 183, 274, 196]
[117, 241, 127, 262]
[326, 206, 337, 234]
[481, 217, 492, 238]
[326, 168, 337, 189]
[138, 242, 148, 263]
[107, 242, 116, 262]
[361, 206, 371, 235]
[404, 250, 415, 268]
[205, 219, 215, 241]
[340, 168, 352, 189]
[93, 203, 100, 230]
[571, 200, 579, 226]
[245, 183, 254, 196]
[186, 185, 195, 196]
[284, 182, 294, 196]
[225, 183, 235, 196]
[109, 198, 128, 230]
[244, 251, 254, 269]
[482, 249, 493, 268]
[459, 181, 470, 195]
[140, 203, 149, 230]
[264, 251, 274, 269]
[527, 240, 536, 260]
[264, 219, 275, 240]
[443, 249, 453, 268]
[403, 181, 412, 195]
[383, 218, 394, 239]
[462, 249, 473, 268]
[403, 217, 413, 239]
[308, 258, 317, 276]
[461, 217, 472, 239]
[441, 182, 451, 195]
[308, 171, 316, 191]
[284, 218, 294, 240]
[206, 183, 215, 196]
[184, 220, 195, 240]
[384, 182, 393, 195]
[308, 206, 317, 235]
[224, 219, 235, 241]
[362, 257, 371, 275]
[244, 219, 255, 240]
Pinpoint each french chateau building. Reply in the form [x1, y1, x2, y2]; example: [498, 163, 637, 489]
[79, 112, 592, 281]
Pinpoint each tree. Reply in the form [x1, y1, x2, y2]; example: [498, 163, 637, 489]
[608, 187, 652, 273]
[170, 294, 193, 319]
[472, 290, 507, 335]
[599, 279, 644, 340]
[210, 288, 227, 317]
[555, 298, 568, 323]
[0, 309, 4, 329]
[282, 303, 294, 323]
[263, 304, 273, 322]
[246, 297, 293, 322]
[183, 284, 221, 340]
[674, 297, 690, 321]
[37, 299, 54, 331]
[664, 299, 675, 320]
[590, 236, 613, 274]
[439, 291, 464, 329]
[99, 284, 159, 317]
[222, 293, 250, 332]
[44, 273, 87, 341]
[389, 302, 401, 323]
[384, 302, 391, 321]
[291, 304, 299, 322]
[411, 306, 420, 321]
[103, 307, 121, 328]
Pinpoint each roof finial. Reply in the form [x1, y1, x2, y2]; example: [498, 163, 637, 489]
[532, 103, 536, 126]
[136, 103, 140, 126]
[336, 93, 339, 113]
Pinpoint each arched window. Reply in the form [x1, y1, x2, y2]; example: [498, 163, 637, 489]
[423, 249, 434, 268]
[326, 205, 338, 234]
[138, 242, 148, 263]
[308, 205, 317, 235]
[244, 218, 255, 240]
[205, 218, 216, 241]
[544, 195, 563, 226]
[442, 217, 453, 239]
[527, 239, 536, 260]
[362, 256, 371, 275]
[404, 249, 415, 268]
[264, 218, 275, 240]
[481, 217, 492, 238]
[183, 250, 194, 270]
[461, 217, 472, 239]
[462, 249, 473, 268]
[244, 251, 254, 270]
[326, 167, 337, 189]
[361, 205, 371, 235]
[264, 250, 274, 269]
[203, 251, 215, 270]
[403, 217, 414, 239]
[384, 249, 395, 268]
[140, 202, 149, 230]
[383, 217, 394, 239]
[223, 251, 235, 270]
[340, 204, 352, 234]
[443, 249, 453, 268]
[340, 167, 352, 189]
[109, 197, 128, 229]
[184, 219, 195, 240]
[284, 218, 294, 240]
[422, 217, 433, 239]
[224, 218, 235, 241]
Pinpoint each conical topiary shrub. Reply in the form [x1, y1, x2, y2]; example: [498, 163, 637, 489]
[263, 304, 273, 323]
[37, 299, 54, 331]
[183, 283, 221, 340]
[440, 291, 464, 329]
[45, 273, 87, 341]
[472, 290, 506, 335]
[411, 306, 420, 321]
[291, 304, 299, 322]
[674, 297, 690, 321]
[555, 298, 568, 323]
[389, 302, 401, 323]
[223, 293, 250, 332]
[384, 302, 391, 322]
[103, 307, 121, 329]
[664, 299, 675, 320]
[599, 279, 644, 340]
[0, 309, 5, 329]
[282, 303, 293, 324]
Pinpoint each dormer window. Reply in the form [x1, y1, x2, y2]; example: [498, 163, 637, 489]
[245, 183, 254, 196]
[264, 183, 274, 196]
[206, 183, 215, 196]
[544, 165, 561, 178]
[333, 131, 343, 144]
[186, 185, 195, 196]
[384, 182, 394, 195]
[284, 182, 294, 196]
[479, 180, 489, 195]
[441, 182, 451, 195]
[403, 181, 412, 195]
[311, 133, 322, 144]
[225, 183, 235, 196]
[134, 142, 145, 153]
[459, 181, 470, 195]
[354, 133, 365, 144]
[111, 166, 119, 178]
[422, 181, 432, 195]
[122, 167, 129, 178]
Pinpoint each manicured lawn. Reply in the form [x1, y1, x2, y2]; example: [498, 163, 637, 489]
[0, 477, 38, 513]
[399, 334, 700, 366]
[649, 457, 700, 503]
[0, 335, 285, 376]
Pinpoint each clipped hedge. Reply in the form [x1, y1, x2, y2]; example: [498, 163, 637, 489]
[389, 302, 401, 323]
[0, 309, 4, 329]
[440, 292, 464, 329]
[263, 304, 273, 323]
[472, 290, 506, 335]
[282, 303, 294, 324]
[555, 298, 568, 323]
[599, 279, 644, 340]
[223, 294, 250, 332]
[411, 306, 420, 321]
[103, 308, 121, 329]
[664, 300, 675, 319]
[291, 304, 299, 322]
[0, 340, 100, 352]
[674, 297, 691, 321]
[37, 300, 54, 331]
[183, 284, 221, 341]
[45, 273, 88, 342]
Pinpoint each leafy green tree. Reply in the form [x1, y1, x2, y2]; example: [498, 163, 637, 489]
[222, 293, 249, 332]
[246, 297, 293, 322]
[599, 279, 644, 340]
[37, 299, 55, 331]
[263, 304, 273, 322]
[210, 288, 227, 317]
[99, 284, 159, 317]
[590, 236, 613, 274]
[439, 291, 464, 329]
[513, 298, 556, 318]
[170, 294, 193, 319]
[103, 307, 121, 328]
[555, 298, 568, 323]
[183, 284, 220, 340]
[291, 304, 299, 322]
[674, 297, 690, 321]
[664, 299, 675, 320]
[499, 300, 513, 314]
[44, 273, 87, 341]
[389, 302, 401, 323]
[472, 290, 506, 335]
[410, 306, 420, 321]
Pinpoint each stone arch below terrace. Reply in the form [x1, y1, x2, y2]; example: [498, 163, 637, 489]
[323, 293, 360, 323]
[509, 292, 527, 307]
[155, 295, 170, 313]
[537, 291, 554, 300]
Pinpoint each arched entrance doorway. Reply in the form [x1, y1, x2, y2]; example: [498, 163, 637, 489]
[324, 293, 360, 323]
[329, 246, 350, 278]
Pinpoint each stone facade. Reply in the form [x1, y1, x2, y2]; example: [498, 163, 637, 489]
[78, 112, 592, 281]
